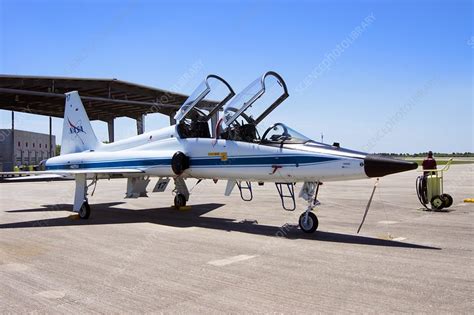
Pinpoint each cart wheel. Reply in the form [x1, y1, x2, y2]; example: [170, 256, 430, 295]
[430, 195, 444, 210]
[441, 194, 453, 208]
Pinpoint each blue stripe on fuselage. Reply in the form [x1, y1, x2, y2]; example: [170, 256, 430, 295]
[45, 155, 339, 171]
[46, 158, 172, 170]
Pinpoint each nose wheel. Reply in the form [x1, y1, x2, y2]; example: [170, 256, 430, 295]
[299, 212, 318, 233]
[297, 181, 321, 233]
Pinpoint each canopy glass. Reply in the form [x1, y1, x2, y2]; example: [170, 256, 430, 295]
[222, 71, 288, 128]
[174, 74, 235, 123]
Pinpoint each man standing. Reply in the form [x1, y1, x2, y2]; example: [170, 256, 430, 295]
[420, 151, 437, 204]
[422, 151, 437, 175]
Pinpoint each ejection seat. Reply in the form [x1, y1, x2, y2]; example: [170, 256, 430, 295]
[221, 123, 257, 142]
[190, 121, 211, 138]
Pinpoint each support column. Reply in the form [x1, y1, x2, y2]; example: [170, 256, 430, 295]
[11, 111, 15, 171]
[136, 114, 145, 135]
[49, 116, 52, 157]
[107, 119, 115, 143]
[210, 113, 218, 138]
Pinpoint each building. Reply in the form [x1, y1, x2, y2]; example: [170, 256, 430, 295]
[0, 75, 216, 143]
[0, 129, 55, 171]
[0, 74, 219, 171]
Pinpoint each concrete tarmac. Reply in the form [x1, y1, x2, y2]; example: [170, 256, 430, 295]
[0, 165, 473, 313]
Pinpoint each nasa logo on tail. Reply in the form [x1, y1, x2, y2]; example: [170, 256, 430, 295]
[68, 118, 86, 135]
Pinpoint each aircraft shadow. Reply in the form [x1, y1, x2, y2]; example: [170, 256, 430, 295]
[6, 202, 125, 213]
[1, 202, 440, 250]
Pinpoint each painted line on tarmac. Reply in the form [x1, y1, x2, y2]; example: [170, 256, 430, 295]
[36, 290, 66, 299]
[0, 263, 29, 272]
[377, 220, 398, 225]
[208, 255, 257, 266]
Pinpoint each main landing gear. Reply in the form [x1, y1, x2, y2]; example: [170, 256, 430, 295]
[79, 201, 91, 219]
[174, 194, 187, 208]
[74, 174, 94, 220]
[171, 151, 191, 209]
[298, 181, 321, 233]
[173, 177, 190, 208]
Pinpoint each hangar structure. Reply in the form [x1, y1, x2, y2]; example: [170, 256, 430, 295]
[0, 74, 215, 171]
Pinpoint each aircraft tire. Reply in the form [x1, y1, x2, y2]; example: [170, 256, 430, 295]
[79, 202, 91, 219]
[299, 212, 318, 233]
[174, 194, 187, 208]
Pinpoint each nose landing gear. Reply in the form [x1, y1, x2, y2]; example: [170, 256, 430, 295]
[298, 181, 321, 233]
[299, 211, 318, 233]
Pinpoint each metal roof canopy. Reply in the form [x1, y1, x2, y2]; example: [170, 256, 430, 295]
[0, 74, 216, 122]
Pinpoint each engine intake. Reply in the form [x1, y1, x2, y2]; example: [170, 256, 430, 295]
[171, 151, 190, 175]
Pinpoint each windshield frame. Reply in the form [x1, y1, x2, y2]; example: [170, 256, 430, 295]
[260, 122, 311, 145]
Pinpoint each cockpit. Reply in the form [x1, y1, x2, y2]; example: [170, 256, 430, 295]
[174, 71, 320, 149]
[219, 71, 289, 143]
[175, 74, 235, 139]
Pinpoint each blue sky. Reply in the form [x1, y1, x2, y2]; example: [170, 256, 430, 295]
[0, 0, 472, 153]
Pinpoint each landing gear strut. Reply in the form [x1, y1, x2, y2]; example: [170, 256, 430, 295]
[74, 174, 92, 220]
[298, 181, 321, 233]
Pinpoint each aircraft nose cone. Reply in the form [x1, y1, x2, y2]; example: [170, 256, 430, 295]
[364, 155, 418, 177]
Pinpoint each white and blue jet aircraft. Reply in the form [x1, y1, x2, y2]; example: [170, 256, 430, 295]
[9, 71, 417, 233]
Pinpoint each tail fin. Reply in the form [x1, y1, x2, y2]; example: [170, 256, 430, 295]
[61, 91, 100, 155]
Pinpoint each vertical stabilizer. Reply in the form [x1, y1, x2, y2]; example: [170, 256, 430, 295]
[61, 91, 100, 154]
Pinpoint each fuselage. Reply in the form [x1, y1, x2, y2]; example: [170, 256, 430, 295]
[45, 125, 370, 182]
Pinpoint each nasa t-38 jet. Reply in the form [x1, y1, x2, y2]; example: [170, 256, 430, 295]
[8, 71, 417, 233]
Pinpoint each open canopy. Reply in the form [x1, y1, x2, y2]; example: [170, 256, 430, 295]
[223, 71, 288, 128]
[174, 74, 235, 123]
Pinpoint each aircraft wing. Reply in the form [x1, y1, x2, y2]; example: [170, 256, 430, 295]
[3, 173, 71, 182]
[0, 169, 145, 181]
[1, 169, 144, 175]
[46, 169, 145, 175]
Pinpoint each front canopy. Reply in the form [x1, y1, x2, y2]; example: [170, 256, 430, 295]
[222, 71, 289, 128]
[174, 74, 235, 124]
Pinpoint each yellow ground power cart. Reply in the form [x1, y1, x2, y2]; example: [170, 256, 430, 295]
[416, 158, 454, 210]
